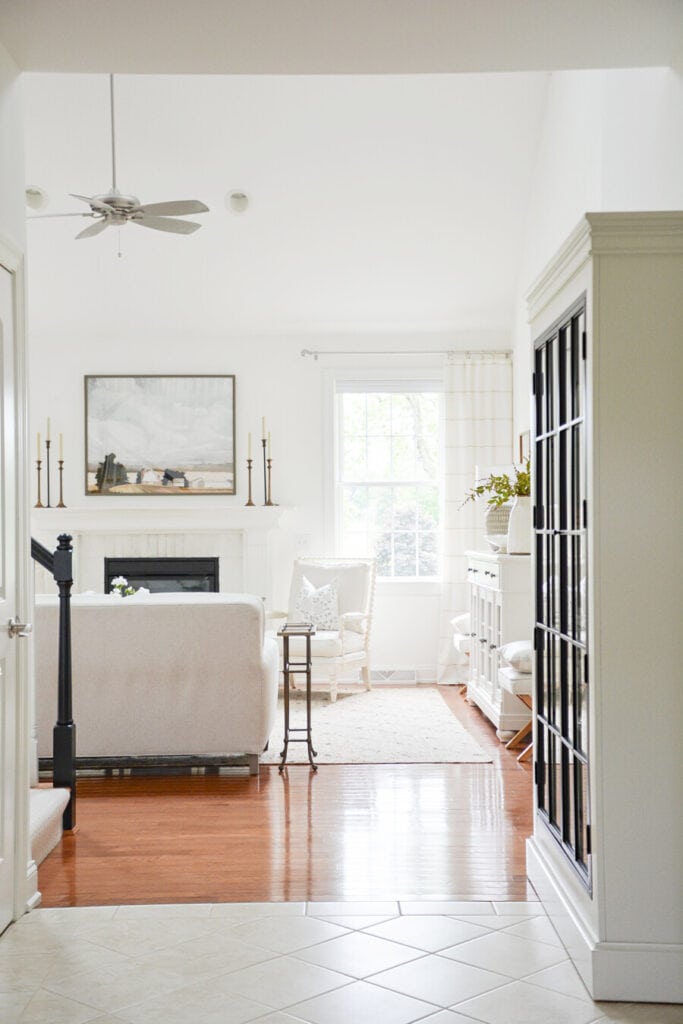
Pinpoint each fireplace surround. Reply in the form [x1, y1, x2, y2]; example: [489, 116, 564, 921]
[31, 506, 289, 606]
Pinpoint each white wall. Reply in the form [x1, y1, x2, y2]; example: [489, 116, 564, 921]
[512, 67, 683, 436]
[600, 68, 683, 209]
[29, 327, 507, 676]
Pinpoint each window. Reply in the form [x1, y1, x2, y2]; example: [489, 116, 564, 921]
[336, 380, 441, 579]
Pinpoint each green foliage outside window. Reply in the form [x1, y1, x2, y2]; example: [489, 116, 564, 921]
[339, 390, 440, 578]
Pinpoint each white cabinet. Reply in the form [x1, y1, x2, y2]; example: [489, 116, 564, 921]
[466, 550, 531, 740]
[525, 212, 683, 1002]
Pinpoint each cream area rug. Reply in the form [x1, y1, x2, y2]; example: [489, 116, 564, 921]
[260, 685, 492, 765]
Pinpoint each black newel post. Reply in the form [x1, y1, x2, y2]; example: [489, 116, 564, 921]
[53, 533, 75, 830]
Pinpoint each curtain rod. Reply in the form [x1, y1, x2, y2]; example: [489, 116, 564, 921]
[300, 348, 511, 360]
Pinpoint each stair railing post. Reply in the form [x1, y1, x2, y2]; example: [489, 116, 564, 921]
[52, 533, 75, 830]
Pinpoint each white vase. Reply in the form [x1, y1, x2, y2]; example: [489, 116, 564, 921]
[507, 496, 531, 554]
[484, 502, 511, 552]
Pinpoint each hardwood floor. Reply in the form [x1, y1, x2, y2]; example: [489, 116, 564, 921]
[37, 687, 534, 907]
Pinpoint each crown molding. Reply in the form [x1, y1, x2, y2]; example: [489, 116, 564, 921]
[526, 211, 683, 321]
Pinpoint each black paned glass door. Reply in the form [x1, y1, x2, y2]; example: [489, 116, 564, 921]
[533, 296, 591, 889]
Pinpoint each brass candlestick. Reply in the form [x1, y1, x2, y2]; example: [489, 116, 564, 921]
[57, 459, 66, 508]
[34, 459, 44, 508]
[245, 458, 255, 506]
[261, 437, 268, 505]
[45, 438, 52, 508]
[265, 458, 274, 506]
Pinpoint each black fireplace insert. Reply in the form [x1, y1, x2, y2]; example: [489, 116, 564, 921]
[104, 557, 219, 594]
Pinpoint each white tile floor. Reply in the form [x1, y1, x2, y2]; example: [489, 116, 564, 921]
[1, 900, 681, 1024]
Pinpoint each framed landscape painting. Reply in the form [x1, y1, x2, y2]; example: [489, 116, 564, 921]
[85, 375, 236, 495]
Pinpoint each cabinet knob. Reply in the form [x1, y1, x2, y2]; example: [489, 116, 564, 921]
[479, 637, 487, 644]
[490, 643, 497, 650]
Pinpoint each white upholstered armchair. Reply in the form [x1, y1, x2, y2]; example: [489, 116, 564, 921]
[276, 557, 376, 702]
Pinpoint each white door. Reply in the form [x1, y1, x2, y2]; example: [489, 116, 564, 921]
[0, 262, 20, 932]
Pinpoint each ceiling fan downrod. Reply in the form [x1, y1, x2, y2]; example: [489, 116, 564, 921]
[109, 73, 117, 194]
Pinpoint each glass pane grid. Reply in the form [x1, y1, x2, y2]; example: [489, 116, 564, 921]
[533, 302, 591, 891]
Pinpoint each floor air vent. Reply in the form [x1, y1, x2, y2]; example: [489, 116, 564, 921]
[370, 669, 418, 684]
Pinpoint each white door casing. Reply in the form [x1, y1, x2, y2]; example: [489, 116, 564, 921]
[0, 237, 33, 930]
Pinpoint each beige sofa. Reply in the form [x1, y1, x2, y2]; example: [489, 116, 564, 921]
[34, 592, 279, 774]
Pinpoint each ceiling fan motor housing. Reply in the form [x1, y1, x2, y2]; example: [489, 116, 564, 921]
[94, 192, 140, 218]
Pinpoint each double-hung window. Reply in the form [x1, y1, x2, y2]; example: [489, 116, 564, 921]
[335, 378, 441, 579]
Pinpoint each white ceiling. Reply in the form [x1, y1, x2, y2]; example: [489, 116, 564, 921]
[24, 71, 551, 336]
[3, 0, 683, 74]
[13, 1, 683, 339]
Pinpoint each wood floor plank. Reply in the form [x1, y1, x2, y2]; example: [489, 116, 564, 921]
[37, 687, 534, 906]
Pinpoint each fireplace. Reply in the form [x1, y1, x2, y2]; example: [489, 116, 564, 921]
[32, 506, 286, 602]
[104, 557, 219, 594]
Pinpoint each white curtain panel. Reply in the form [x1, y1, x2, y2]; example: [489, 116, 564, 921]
[437, 353, 512, 684]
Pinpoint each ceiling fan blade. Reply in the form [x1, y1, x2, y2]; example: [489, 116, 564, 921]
[135, 200, 209, 217]
[75, 219, 110, 240]
[132, 215, 201, 235]
[69, 193, 116, 214]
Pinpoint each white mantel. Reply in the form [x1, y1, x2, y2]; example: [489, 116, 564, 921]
[31, 506, 291, 604]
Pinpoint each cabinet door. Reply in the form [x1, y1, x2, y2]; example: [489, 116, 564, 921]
[533, 297, 591, 889]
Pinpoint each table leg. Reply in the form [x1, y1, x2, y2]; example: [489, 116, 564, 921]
[305, 635, 318, 770]
[279, 635, 290, 770]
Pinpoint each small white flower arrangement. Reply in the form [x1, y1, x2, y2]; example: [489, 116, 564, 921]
[110, 575, 137, 597]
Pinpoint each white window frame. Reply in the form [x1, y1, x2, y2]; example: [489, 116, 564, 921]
[325, 368, 443, 586]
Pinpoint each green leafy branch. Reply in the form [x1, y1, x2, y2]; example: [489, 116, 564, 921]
[460, 458, 531, 509]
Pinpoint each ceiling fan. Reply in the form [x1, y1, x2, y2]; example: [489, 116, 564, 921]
[30, 75, 209, 239]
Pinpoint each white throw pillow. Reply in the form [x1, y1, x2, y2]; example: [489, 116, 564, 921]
[294, 576, 339, 630]
[450, 612, 471, 635]
[499, 640, 533, 674]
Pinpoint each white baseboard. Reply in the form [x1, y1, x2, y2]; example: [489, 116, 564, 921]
[527, 837, 683, 1002]
[591, 940, 683, 1003]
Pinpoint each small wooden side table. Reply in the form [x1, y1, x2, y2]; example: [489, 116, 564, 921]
[277, 622, 318, 771]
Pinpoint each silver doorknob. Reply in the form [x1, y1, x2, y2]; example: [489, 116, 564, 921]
[8, 618, 32, 638]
